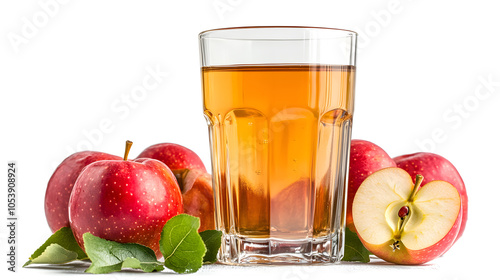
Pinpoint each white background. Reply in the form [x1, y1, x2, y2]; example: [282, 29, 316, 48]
[1, 0, 499, 279]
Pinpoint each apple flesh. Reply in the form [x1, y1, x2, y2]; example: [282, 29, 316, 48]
[45, 151, 121, 232]
[137, 143, 207, 173]
[347, 140, 396, 232]
[352, 167, 461, 265]
[68, 141, 183, 259]
[173, 169, 215, 232]
[394, 152, 468, 241]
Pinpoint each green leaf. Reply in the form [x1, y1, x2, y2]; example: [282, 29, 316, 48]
[83, 233, 164, 274]
[23, 227, 87, 267]
[342, 227, 371, 263]
[159, 214, 206, 274]
[199, 230, 222, 264]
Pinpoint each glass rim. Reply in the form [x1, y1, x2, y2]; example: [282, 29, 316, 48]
[199, 26, 357, 40]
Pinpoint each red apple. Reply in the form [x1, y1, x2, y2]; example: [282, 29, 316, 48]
[352, 168, 462, 265]
[393, 152, 468, 241]
[173, 169, 215, 232]
[271, 179, 310, 233]
[45, 151, 121, 232]
[137, 143, 207, 172]
[68, 141, 183, 259]
[347, 140, 396, 232]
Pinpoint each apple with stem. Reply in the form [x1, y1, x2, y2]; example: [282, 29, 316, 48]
[347, 140, 396, 232]
[137, 143, 207, 172]
[352, 167, 462, 265]
[68, 141, 183, 259]
[45, 151, 121, 232]
[393, 152, 468, 241]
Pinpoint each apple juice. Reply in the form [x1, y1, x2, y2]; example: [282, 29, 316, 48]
[202, 64, 355, 245]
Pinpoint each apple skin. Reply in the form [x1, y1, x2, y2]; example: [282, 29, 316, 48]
[393, 152, 468, 240]
[45, 151, 121, 233]
[137, 143, 207, 173]
[347, 140, 396, 232]
[173, 169, 215, 232]
[68, 158, 183, 259]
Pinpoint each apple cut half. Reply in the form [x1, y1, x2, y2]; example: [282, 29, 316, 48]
[352, 167, 462, 265]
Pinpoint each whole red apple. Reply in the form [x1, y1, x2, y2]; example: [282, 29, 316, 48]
[347, 140, 396, 232]
[45, 151, 121, 232]
[393, 152, 468, 240]
[137, 143, 207, 172]
[173, 169, 215, 232]
[68, 141, 183, 259]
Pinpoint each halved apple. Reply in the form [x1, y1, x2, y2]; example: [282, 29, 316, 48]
[352, 167, 462, 265]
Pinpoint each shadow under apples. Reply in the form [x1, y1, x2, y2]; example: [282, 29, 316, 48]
[24, 260, 179, 275]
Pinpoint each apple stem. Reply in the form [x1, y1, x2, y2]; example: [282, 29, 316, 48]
[124, 140, 133, 161]
[408, 174, 424, 202]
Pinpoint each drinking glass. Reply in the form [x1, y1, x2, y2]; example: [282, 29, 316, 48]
[199, 26, 357, 264]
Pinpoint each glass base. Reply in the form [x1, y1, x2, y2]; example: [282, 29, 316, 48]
[218, 231, 344, 265]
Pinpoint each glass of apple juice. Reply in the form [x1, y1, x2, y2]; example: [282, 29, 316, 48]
[199, 26, 357, 264]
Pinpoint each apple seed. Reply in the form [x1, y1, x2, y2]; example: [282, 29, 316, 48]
[398, 206, 409, 219]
